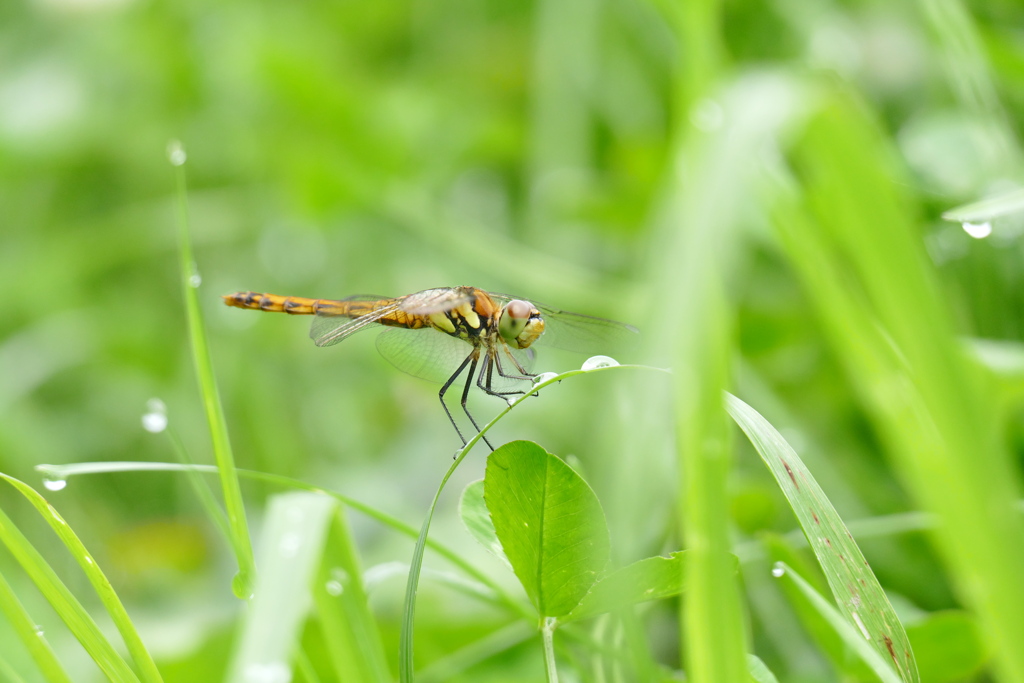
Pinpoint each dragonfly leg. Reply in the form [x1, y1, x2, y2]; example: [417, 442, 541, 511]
[459, 352, 494, 451]
[477, 350, 528, 397]
[493, 348, 541, 398]
[439, 351, 476, 447]
[503, 346, 536, 379]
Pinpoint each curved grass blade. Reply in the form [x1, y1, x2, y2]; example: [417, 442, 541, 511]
[941, 187, 1024, 223]
[170, 144, 255, 597]
[0, 505, 141, 682]
[773, 563, 902, 683]
[0, 569, 72, 683]
[726, 394, 917, 682]
[747, 654, 780, 683]
[0, 473, 162, 681]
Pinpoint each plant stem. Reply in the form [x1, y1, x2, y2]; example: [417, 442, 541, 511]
[542, 617, 559, 683]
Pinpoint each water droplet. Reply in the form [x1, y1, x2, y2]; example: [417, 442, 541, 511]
[142, 397, 168, 433]
[43, 477, 67, 492]
[167, 140, 187, 166]
[142, 412, 168, 433]
[232, 571, 255, 600]
[533, 372, 559, 385]
[189, 272, 202, 288]
[34, 625, 44, 637]
[962, 221, 992, 239]
[325, 580, 343, 596]
[771, 563, 786, 578]
[84, 556, 94, 565]
[505, 397, 517, 407]
[581, 355, 619, 371]
[242, 661, 292, 683]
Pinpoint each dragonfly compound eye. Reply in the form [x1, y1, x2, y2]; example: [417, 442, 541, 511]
[499, 299, 544, 349]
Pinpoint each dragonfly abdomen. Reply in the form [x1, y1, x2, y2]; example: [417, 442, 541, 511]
[222, 291, 348, 316]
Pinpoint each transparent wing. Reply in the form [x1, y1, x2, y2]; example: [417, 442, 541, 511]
[397, 287, 476, 315]
[310, 295, 398, 348]
[489, 293, 640, 356]
[375, 328, 535, 393]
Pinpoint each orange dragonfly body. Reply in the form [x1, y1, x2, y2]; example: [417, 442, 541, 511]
[223, 286, 637, 447]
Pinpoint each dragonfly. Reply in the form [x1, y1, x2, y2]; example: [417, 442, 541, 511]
[222, 286, 638, 448]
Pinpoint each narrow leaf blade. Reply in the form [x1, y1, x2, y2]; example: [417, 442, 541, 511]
[726, 394, 917, 682]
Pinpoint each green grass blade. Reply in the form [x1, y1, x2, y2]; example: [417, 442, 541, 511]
[778, 93, 1024, 683]
[726, 395, 917, 681]
[169, 144, 255, 597]
[37, 461, 532, 621]
[775, 563, 903, 683]
[0, 656, 29, 683]
[0, 474, 161, 682]
[313, 507, 391, 683]
[226, 492, 336, 682]
[652, 73, 808, 683]
[399, 454, 464, 683]
[941, 187, 1024, 223]
[0, 569, 72, 683]
[0, 505, 140, 682]
[747, 654, 780, 683]
[484, 440, 610, 618]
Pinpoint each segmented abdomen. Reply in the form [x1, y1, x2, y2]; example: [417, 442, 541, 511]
[222, 291, 373, 316]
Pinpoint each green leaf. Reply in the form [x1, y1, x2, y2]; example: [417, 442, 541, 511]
[459, 480, 510, 568]
[726, 394, 917, 682]
[484, 441, 610, 618]
[564, 551, 694, 621]
[907, 611, 988, 683]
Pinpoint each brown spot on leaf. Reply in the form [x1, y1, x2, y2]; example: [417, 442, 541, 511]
[883, 635, 897, 663]
[781, 459, 799, 489]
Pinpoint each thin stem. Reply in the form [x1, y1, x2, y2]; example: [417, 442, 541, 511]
[542, 617, 559, 683]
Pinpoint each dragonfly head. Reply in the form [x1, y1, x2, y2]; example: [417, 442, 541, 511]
[498, 299, 544, 349]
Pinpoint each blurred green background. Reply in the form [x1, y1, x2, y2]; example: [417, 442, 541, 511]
[2, 0, 1023, 679]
